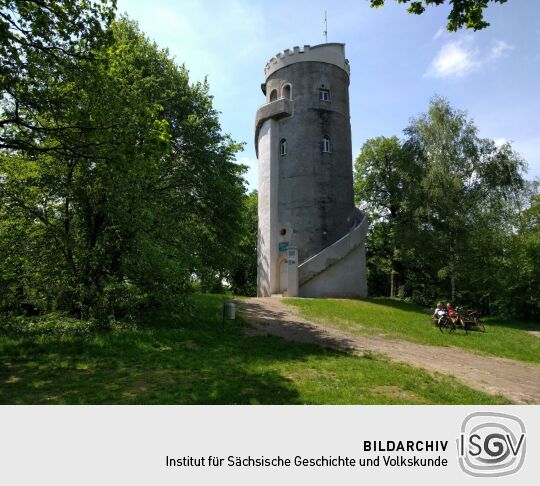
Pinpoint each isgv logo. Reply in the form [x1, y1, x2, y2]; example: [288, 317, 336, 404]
[457, 412, 526, 477]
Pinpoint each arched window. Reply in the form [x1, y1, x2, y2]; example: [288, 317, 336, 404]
[280, 138, 287, 156]
[321, 136, 331, 153]
[269, 89, 278, 102]
[282, 84, 291, 99]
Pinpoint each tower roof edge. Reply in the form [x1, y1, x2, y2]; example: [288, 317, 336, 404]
[264, 43, 350, 79]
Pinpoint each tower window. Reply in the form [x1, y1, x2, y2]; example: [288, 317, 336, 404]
[280, 138, 287, 156]
[282, 84, 291, 99]
[319, 88, 330, 101]
[269, 89, 278, 102]
[321, 136, 331, 153]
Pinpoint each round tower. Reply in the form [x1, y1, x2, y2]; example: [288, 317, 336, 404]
[255, 43, 367, 298]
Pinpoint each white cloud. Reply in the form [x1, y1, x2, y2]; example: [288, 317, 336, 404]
[427, 37, 479, 78]
[427, 37, 514, 79]
[489, 40, 513, 60]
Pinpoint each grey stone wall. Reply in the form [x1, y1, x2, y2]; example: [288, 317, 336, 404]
[266, 61, 355, 262]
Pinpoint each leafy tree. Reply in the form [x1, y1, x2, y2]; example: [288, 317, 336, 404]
[0, 17, 245, 319]
[369, 0, 509, 31]
[500, 186, 540, 320]
[354, 136, 423, 296]
[229, 190, 258, 296]
[0, 0, 117, 152]
[355, 97, 527, 313]
[404, 97, 525, 304]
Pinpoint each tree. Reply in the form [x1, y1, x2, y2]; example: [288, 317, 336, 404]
[354, 136, 423, 297]
[229, 190, 258, 296]
[355, 97, 527, 311]
[404, 97, 525, 304]
[0, 17, 246, 319]
[500, 186, 540, 320]
[369, 0, 509, 31]
[0, 0, 117, 152]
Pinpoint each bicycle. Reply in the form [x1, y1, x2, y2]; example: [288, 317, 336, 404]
[458, 308, 486, 333]
[436, 313, 467, 334]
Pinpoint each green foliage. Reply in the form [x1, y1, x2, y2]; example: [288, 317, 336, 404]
[355, 97, 529, 317]
[404, 97, 525, 304]
[354, 136, 423, 296]
[500, 189, 540, 320]
[0, 8, 246, 321]
[0, 294, 509, 404]
[0, 0, 117, 151]
[229, 190, 258, 296]
[369, 0, 509, 31]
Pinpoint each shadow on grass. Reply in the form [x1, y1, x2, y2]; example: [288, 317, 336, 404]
[0, 294, 519, 405]
[0, 295, 333, 404]
[484, 317, 540, 332]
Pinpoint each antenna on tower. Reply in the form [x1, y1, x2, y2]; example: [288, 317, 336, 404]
[323, 11, 328, 43]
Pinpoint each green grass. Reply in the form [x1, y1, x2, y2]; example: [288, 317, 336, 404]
[0, 294, 510, 404]
[284, 297, 540, 363]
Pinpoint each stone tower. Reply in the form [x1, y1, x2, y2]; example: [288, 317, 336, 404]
[255, 43, 367, 298]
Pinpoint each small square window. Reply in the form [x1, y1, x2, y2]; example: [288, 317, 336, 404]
[319, 89, 330, 101]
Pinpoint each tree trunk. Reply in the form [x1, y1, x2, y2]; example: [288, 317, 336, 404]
[390, 269, 398, 298]
[449, 233, 456, 305]
[390, 242, 399, 298]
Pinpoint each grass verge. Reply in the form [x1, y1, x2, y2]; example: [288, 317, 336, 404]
[0, 294, 510, 404]
[283, 297, 540, 363]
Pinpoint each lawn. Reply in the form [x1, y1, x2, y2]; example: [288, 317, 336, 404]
[284, 298, 540, 363]
[0, 294, 509, 404]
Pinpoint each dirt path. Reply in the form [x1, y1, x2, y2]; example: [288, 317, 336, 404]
[239, 297, 540, 404]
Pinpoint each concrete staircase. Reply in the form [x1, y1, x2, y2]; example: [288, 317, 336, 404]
[298, 210, 368, 297]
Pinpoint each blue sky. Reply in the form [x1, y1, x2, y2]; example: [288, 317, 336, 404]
[117, 0, 540, 189]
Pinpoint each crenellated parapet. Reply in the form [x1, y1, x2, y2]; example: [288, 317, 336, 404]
[264, 43, 350, 79]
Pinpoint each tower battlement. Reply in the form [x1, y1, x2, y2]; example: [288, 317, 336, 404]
[264, 43, 350, 79]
